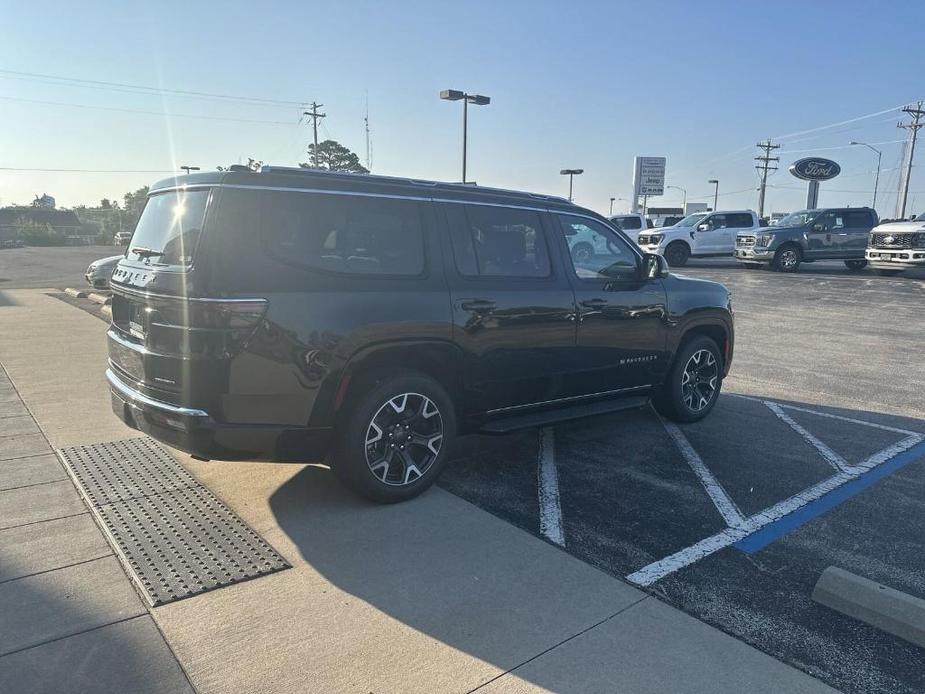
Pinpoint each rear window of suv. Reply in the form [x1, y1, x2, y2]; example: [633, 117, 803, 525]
[262, 192, 425, 276]
[127, 189, 210, 266]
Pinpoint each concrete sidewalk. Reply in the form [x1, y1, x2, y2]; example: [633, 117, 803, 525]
[0, 289, 836, 693]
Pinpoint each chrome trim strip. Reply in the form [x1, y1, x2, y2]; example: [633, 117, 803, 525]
[486, 384, 651, 416]
[110, 282, 267, 304]
[107, 368, 209, 418]
[107, 328, 196, 361]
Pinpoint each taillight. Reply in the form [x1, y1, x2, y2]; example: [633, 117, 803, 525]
[147, 298, 269, 357]
[183, 299, 269, 330]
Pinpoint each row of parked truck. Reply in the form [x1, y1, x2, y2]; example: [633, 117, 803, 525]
[615, 208, 925, 275]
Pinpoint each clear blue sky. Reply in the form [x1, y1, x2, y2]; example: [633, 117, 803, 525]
[1, 0, 923, 217]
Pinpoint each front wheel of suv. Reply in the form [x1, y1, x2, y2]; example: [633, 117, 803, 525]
[653, 336, 723, 423]
[772, 245, 802, 272]
[664, 242, 690, 267]
[844, 260, 867, 271]
[332, 372, 455, 503]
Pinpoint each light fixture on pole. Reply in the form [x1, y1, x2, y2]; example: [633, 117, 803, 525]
[849, 141, 882, 211]
[667, 185, 687, 210]
[560, 169, 584, 201]
[440, 90, 491, 183]
[180, 165, 200, 176]
[708, 179, 719, 211]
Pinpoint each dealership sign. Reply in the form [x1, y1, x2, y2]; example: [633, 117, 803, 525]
[633, 156, 666, 196]
[789, 157, 841, 181]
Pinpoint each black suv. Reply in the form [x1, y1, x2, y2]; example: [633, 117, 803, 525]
[734, 207, 878, 272]
[106, 167, 734, 502]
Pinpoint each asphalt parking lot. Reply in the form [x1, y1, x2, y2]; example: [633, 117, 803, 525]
[4, 253, 925, 693]
[0, 245, 122, 290]
[442, 259, 925, 694]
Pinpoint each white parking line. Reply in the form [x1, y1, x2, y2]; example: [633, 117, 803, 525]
[537, 427, 565, 547]
[627, 396, 925, 587]
[764, 401, 849, 473]
[659, 416, 746, 528]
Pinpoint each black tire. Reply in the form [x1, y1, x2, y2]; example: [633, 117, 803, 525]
[844, 260, 867, 271]
[331, 371, 455, 503]
[664, 242, 690, 267]
[571, 242, 594, 264]
[652, 336, 723, 423]
[772, 245, 802, 272]
[876, 268, 903, 277]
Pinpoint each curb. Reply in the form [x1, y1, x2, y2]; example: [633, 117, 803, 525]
[64, 287, 88, 299]
[87, 292, 112, 306]
[812, 566, 925, 648]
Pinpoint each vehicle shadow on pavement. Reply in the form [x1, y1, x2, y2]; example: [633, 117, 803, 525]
[266, 394, 925, 694]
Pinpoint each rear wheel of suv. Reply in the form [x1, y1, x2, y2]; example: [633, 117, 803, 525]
[844, 260, 867, 271]
[332, 372, 455, 503]
[664, 242, 690, 267]
[772, 245, 801, 272]
[653, 336, 723, 423]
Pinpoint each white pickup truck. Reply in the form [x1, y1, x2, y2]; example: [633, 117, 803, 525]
[636, 209, 763, 266]
[608, 213, 653, 233]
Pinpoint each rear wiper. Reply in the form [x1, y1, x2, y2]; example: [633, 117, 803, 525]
[131, 247, 165, 259]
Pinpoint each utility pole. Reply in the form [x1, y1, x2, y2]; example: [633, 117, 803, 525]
[897, 101, 924, 219]
[755, 139, 780, 218]
[364, 92, 371, 171]
[303, 102, 326, 168]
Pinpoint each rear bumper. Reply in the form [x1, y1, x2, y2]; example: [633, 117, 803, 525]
[107, 368, 332, 462]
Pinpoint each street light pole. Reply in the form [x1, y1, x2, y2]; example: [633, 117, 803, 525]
[708, 179, 719, 211]
[440, 90, 491, 183]
[667, 185, 687, 210]
[560, 169, 584, 202]
[609, 197, 615, 215]
[849, 141, 882, 211]
[180, 165, 200, 176]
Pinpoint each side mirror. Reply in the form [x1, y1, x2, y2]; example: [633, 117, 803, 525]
[697, 223, 709, 232]
[644, 253, 669, 279]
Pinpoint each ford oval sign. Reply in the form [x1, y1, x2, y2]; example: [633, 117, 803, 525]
[789, 157, 841, 181]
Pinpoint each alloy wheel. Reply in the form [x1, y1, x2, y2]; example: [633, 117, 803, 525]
[779, 249, 798, 269]
[681, 349, 718, 413]
[365, 392, 443, 486]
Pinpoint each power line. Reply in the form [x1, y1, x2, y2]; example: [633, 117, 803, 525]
[0, 95, 300, 126]
[0, 68, 304, 107]
[0, 168, 175, 173]
[755, 139, 780, 217]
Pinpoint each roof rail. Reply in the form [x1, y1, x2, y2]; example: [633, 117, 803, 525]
[255, 165, 572, 204]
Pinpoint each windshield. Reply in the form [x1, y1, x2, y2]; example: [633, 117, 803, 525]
[675, 213, 708, 228]
[915, 212, 925, 222]
[775, 209, 818, 228]
[127, 189, 210, 266]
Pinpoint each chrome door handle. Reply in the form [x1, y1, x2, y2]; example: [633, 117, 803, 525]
[459, 299, 496, 312]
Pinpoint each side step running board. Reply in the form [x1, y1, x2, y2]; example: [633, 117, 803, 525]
[480, 395, 650, 433]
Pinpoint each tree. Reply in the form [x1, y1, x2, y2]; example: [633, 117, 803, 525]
[300, 140, 368, 173]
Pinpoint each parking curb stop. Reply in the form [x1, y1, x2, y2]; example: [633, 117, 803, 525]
[64, 287, 88, 298]
[812, 566, 925, 648]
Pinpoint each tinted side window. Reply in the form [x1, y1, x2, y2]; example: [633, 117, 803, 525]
[262, 192, 424, 275]
[450, 205, 550, 278]
[727, 213, 754, 228]
[618, 216, 642, 230]
[845, 210, 873, 228]
[558, 215, 638, 281]
[816, 212, 844, 231]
